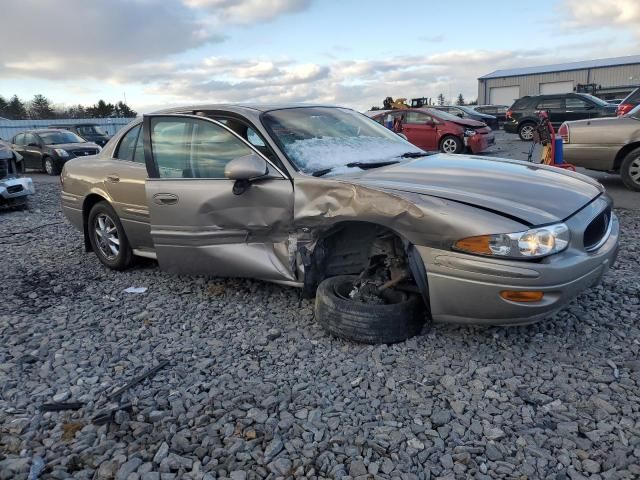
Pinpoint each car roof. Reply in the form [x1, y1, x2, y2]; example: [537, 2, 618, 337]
[153, 103, 341, 114]
[20, 128, 69, 134]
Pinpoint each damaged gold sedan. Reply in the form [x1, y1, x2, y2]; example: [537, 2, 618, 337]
[61, 105, 619, 343]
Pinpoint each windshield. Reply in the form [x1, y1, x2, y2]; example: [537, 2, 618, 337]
[426, 108, 467, 122]
[580, 94, 609, 107]
[39, 131, 86, 145]
[77, 125, 107, 136]
[262, 107, 422, 174]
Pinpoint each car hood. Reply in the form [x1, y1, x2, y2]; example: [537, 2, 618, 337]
[350, 154, 602, 226]
[449, 117, 486, 128]
[46, 142, 100, 150]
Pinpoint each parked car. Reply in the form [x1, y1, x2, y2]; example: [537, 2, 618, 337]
[11, 129, 101, 175]
[505, 93, 617, 141]
[366, 108, 495, 154]
[469, 105, 508, 126]
[616, 87, 640, 117]
[0, 140, 35, 207]
[560, 104, 640, 191]
[60, 104, 618, 343]
[431, 105, 499, 130]
[50, 123, 111, 146]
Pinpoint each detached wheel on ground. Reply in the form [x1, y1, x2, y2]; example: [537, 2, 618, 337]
[518, 122, 535, 141]
[87, 201, 133, 270]
[43, 157, 60, 176]
[439, 135, 463, 154]
[314, 275, 425, 344]
[620, 148, 640, 192]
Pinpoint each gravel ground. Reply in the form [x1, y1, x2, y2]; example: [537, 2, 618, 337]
[1, 178, 639, 480]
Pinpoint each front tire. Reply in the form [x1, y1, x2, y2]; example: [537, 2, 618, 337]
[518, 122, 536, 141]
[439, 135, 463, 154]
[621, 148, 640, 191]
[43, 157, 60, 176]
[315, 275, 425, 344]
[88, 201, 133, 270]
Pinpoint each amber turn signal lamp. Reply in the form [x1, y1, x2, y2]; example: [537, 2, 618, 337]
[453, 235, 492, 255]
[500, 291, 544, 302]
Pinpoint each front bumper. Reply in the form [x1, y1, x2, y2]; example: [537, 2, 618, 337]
[467, 131, 495, 154]
[416, 197, 619, 325]
[0, 177, 35, 205]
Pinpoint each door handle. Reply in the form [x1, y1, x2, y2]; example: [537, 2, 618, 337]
[153, 193, 178, 205]
[106, 175, 120, 183]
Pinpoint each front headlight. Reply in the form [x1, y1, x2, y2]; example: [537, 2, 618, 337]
[453, 223, 570, 259]
[464, 129, 477, 137]
[54, 148, 69, 158]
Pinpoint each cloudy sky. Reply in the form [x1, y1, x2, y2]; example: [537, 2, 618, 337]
[1, 0, 638, 112]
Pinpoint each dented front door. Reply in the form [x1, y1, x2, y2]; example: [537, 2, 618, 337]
[142, 114, 295, 281]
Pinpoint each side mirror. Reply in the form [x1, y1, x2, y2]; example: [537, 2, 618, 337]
[224, 153, 268, 195]
[456, 113, 464, 118]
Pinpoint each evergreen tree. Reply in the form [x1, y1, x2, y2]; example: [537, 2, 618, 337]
[114, 101, 136, 117]
[0, 95, 7, 118]
[87, 99, 115, 118]
[29, 94, 55, 119]
[5, 95, 27, 119]
[456, 93, 465, 106]
[437, 93, 445, 106]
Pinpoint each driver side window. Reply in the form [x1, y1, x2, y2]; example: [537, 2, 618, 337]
[149, 117, 254, 179]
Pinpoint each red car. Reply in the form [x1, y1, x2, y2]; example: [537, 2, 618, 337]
[616, 87, 640, 116]
[366, 108, 495, 154]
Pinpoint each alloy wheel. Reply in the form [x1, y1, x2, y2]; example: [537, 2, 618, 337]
[629, 157, 640, 186]
[520, 125, 534, 140]
[44, 158, 54, 175]
[94, 213, 120, 260]
[441, 138, 458, 153]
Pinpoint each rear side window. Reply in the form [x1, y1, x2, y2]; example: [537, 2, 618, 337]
[536, 98, 562, 110]
[566, 97, 590, 110]
[511, 98, 530, 110]
[115, 125, 141, 162]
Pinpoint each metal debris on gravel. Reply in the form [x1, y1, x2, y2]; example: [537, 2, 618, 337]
[1, 178, 639, 479]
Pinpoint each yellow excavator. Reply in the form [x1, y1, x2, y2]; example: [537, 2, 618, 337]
[382, 97, 409, 110]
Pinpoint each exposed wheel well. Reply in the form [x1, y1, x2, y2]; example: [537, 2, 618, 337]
[613, 142, 640, 171]
[82, 194, 108, 252]
[303, 221, 430, 310]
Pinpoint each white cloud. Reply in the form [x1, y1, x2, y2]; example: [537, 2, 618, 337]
[563, 0, 640, 28]
[183, 0, 311, 24]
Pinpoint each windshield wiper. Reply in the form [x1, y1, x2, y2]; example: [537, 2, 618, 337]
[345, 160, 400, 169]
[312, 160, 400, 177]
[312, 168, 333, 177]
[400, 151, 432, 158]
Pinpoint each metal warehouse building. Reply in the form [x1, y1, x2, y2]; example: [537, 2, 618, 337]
[477, 55, 640, 106]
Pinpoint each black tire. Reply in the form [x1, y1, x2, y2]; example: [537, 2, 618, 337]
[439, 135, 464, 154]
[87, 201, 133, 270]
[518, 122, 536, 141]
[314, 275, 425, 344]
[43, 157, 60, 176]
[620, 148, 640, 192]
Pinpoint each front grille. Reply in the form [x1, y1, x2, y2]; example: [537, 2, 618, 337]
[7, 184, 23, 194]
[584, 207, 611, 252]
[71, 148, 99, 157]
[0, 158, 8, 178]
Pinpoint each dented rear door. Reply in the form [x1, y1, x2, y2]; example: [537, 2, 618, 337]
[142, 114, 295, 281]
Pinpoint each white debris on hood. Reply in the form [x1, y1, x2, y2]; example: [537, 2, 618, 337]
[283, 136, 422, 173]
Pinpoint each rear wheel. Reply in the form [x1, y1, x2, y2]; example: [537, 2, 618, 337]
[88, 201, 133, 270]
[439, 135, 463, 154]
[518, 122, 536, 141]
[315, 275, 425, 344]
[43, 157, 59, 176]
[621, 148, 640, 191]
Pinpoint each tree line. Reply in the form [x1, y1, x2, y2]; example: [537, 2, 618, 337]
[0, 94, 137, 120]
